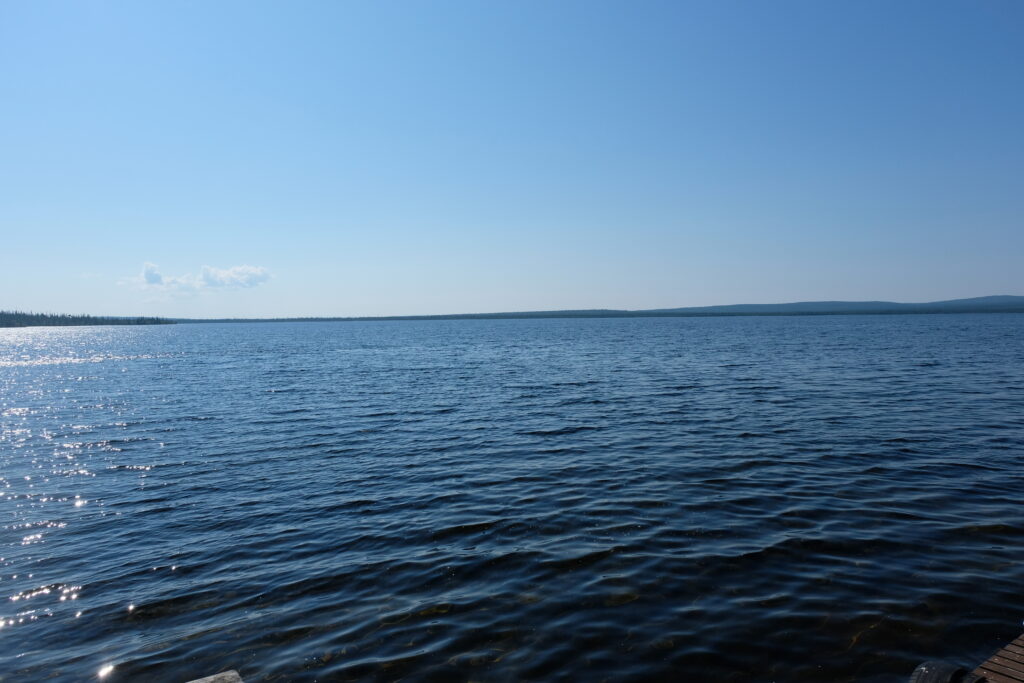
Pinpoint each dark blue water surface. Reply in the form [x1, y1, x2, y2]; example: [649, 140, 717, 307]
[2, 315, 1023, 682]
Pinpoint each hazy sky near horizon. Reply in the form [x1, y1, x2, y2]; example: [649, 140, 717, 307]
[2, 0, 1023, 317]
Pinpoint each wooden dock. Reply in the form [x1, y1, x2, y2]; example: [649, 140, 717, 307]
[973, 633, 1024, 683]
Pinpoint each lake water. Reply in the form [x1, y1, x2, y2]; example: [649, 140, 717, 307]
[2, 315, 1023, 681]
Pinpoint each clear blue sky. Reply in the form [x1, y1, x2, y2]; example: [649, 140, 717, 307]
[2, 0, 1022, 317]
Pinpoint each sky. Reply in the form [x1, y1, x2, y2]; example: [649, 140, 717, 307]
[1, 0, 1022, 318]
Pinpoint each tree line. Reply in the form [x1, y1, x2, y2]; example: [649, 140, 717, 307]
[0, 311, 174, 327]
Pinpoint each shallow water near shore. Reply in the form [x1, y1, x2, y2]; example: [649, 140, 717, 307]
[2, 314, 1023, 681]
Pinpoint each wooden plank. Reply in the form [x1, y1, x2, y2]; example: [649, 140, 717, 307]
[976, 660, 1024, 681]
[995, 651, 1024, 663]
[989, 655, 1024, 675]
[1009, 643, 1024, 657]
[997, 649, 1024, 666]
[975, 665, 1024, 683]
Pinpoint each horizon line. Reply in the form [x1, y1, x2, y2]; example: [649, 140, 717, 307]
[170, 294, 1024, 322]
[5, 294, 1024, 326]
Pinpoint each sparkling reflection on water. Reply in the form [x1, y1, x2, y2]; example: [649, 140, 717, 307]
[1, 316, 1023, 681]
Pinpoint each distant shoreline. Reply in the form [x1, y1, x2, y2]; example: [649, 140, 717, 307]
[174, 309, 1024, 324]
[0, 312, 173, 328]
[173, 295, 1024, 323]
[3, 296, 1022, 328]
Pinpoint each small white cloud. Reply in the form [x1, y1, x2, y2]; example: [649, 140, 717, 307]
[200, 265, 270, 288]
[141, 262, 164, 285]
[130, 262, 271, 292]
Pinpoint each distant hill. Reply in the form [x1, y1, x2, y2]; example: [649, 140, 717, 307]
[644, 295, 1024, 315]
[0, 311, 174, 328]
[172, 295, 1024, 323]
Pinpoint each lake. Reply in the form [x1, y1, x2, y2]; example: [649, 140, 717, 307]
[2, 315, 1023, 681]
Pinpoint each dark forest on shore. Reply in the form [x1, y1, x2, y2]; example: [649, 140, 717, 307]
[0, 311, 173, 328]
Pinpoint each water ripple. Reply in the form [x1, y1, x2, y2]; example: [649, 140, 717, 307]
[1, 315, 1023, 681]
